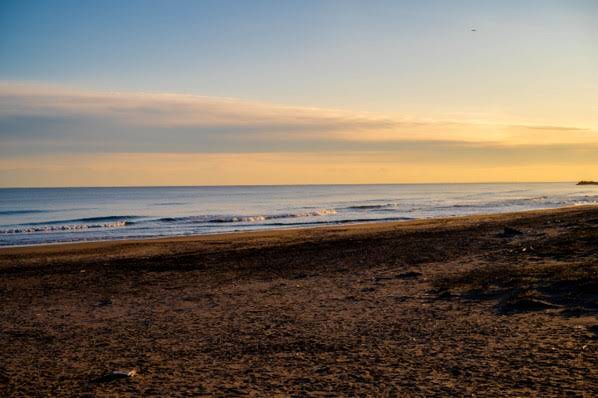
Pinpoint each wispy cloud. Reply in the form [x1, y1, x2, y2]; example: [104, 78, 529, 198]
[2, 82, 596, 158]
[0, 82, 397, 144]
[1, 81, 598, 186]
[512, 125, 591, 132]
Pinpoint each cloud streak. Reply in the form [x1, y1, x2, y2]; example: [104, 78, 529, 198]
[2, 82, 596, 158]
[1, 82, 598, 186]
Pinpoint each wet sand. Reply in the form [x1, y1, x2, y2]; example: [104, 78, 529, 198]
[1, 206, 597, 396]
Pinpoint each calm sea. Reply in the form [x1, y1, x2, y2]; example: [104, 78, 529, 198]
[1, 183, 596, 246]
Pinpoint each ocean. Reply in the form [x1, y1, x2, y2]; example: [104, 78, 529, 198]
[1, 182, 597, 246]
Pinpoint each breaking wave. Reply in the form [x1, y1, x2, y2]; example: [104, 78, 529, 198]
[26, 215, 143, 225]
[0, 215, 143, 234]
[1, 220, 132, 234]
[3, 185, 597, 244]
[159, 209, 338, 224]
[404, 195, 598, 213]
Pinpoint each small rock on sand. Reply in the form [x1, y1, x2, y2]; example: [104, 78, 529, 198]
[395, 271, 422, 280]
[500, 227, 524, 238]
[498, 298, 561, 314]
[93, 369, 137, 383]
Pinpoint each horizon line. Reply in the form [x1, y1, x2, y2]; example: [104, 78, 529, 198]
[0, 181, 581, 190]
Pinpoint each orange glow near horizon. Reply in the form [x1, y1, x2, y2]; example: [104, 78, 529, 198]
[1, 83, 598, 187]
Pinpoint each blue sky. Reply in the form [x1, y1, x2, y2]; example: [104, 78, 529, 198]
[1, 1, 597, 186]
[2, 0, 596, 109]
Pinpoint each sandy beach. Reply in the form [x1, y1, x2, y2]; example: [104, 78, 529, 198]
[1, 206, 597, 396]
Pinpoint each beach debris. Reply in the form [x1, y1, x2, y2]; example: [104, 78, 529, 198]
[115, 369, 136, 378]
[498, 297, 561, 315]
[395, 271, 422, 280]
[499, 227, 524, 238]
[94, 369, 137, 383]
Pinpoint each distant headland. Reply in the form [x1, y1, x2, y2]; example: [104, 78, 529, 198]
[577, 181, 598, 185]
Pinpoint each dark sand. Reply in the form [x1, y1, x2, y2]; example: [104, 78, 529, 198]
[1, 207, 597, 397]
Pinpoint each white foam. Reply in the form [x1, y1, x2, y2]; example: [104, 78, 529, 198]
[213, 209, 337, 223]
[1, 220, 130, 234]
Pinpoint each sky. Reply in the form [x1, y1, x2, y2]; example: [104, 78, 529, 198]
[1, 0, 597, 186]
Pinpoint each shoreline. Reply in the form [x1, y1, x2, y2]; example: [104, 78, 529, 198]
[1, 204, 595, 254]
